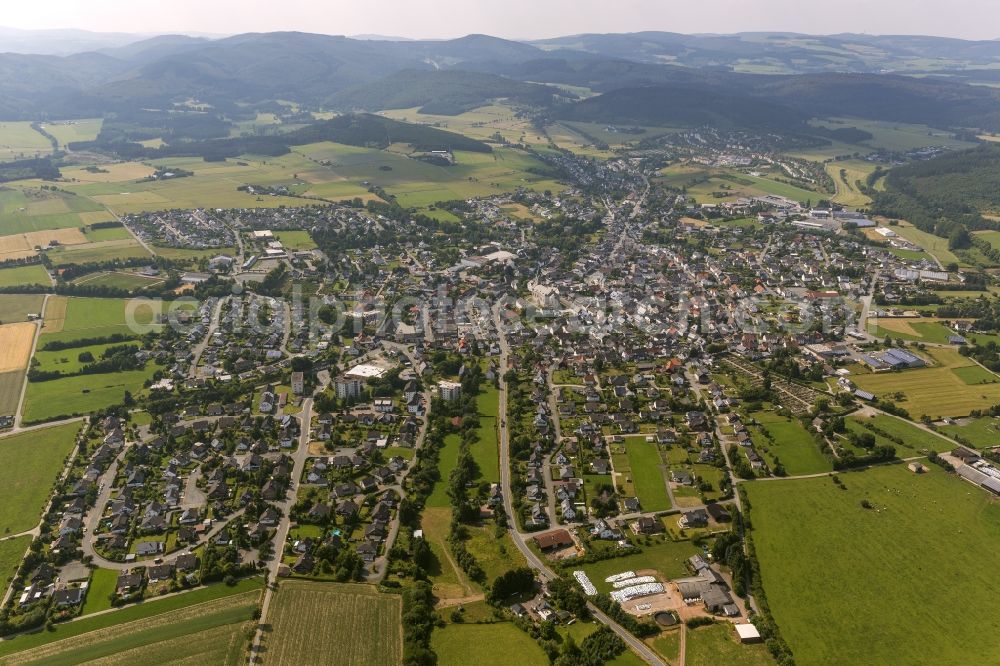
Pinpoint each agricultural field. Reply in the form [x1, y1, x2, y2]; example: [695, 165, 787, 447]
[0, 322, 36, 373]
[39, 119, 103, 149]
[0, 186, 109, 235]
[45, 238, 151, 266]
[850, 348, 1000, 419]
[0, 122, 52, 161]
[748, 410, 832, 475]
[0, 294, 44, 323]
[579, 539, 701, 595]
[264, 581, 401, 666]
[294, 142, 564, 209]
[22, 367, 157, 423]
[657, 164, 817, 204]
[38, 296, 163, 343]
[809, 117, 976, 152]
[623, 439, 671, 511]
[745, 463, 1000, 665]
[0, 370, 21, 416]
[0, 227, 89, 262]
[0, 422, 79, 534]
[0, 583, 261, 665]
[0, 535, 30, 592]
[685, 623, 774, 666]
[381, 104, 551, 147]
[431, 622, 548, 666]
[0, 263, 49, 288]
[82, 224, 133, 242]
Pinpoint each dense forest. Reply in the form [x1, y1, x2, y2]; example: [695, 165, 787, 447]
[873, 143, 1000, 244]
[70, 113, 492, 161]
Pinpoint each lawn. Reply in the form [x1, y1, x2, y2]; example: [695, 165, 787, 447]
[849, 413, 956, 453]
[745, 464, 1000, 665]
[427, 433, 461, 507]
[471, 385, 500, 484]
[685, 623, 774, 666]
[749, 410, 832, 475]
[938, 416, 1000, 448]
[0, 586, 259, 665]
[624, 440, 671, 511]
[0, 294, 45, 323]
[264, 581, 401, 666]
[825, 160, 876, 208]
[867, 318, 958, 344]
[0, 422, 79, 534]
[420, 506, 474, 600]
[38, 296, 169, 344]
[464, 521, 526, 583]
[22, 366, 157, 423]
[0, 263, 49, 288]
[650, 630, 681, 665]
[890, 223, 965, 267]
[0, 577, 263, 657]
[80, 567, 119, 615]
[579, 539, 702, 595]
[432, 622, 548, 665]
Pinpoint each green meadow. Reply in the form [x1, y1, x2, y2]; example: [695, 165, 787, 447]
[746, 464, 1000, 665]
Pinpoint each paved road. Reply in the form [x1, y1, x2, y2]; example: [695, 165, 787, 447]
[189, 297, 225, 378]
[492, 301, 665, 666]
[249, 396, 312, 663]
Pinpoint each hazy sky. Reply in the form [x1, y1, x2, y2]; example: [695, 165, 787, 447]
[3, 0, 999, 41]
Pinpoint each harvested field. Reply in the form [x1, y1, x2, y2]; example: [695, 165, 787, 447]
[264, 581, 401, 666]
[41, 295, 67, 333]
[0, 228, 88, 261]
[0, 322, 35, 372]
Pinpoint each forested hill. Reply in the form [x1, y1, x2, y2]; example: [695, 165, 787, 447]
[326, 70, 564, 115]
[873, 143, 1000, 245]
[553, 85, 810, 131]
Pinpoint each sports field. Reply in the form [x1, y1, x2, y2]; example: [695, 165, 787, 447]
[273, 230, 317, 250]
[0, 585, 260, 665]
[0, 422, 79, 534]
[746, 463, 1000, 665]
[264, 581, 401, 666]
[432, 622, 548, 666]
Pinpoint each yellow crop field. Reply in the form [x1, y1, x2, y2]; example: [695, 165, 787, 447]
[0, 322, 36, 372]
